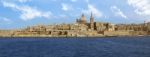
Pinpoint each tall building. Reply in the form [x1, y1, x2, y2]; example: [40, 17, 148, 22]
[90, 13, 94, 30]
[76, 14, 87, 24]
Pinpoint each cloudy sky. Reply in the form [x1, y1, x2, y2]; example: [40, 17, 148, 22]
[0, 0, 150, 29]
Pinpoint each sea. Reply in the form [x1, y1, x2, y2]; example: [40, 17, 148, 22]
[0, 36, 150, 57]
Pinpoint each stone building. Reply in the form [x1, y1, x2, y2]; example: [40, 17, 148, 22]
[90, 13, 94, 30]
[94, 22, 106, 31]
[76, 14, 87, 25]
[11, 13, 117, 37]
[70, 23, 88, 31]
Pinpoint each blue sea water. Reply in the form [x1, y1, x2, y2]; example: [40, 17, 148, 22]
[0, 37, 150, 57]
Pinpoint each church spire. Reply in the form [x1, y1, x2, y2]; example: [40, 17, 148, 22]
[82, 14, 84, 17]
[90, 12, 94, 30]
[90, 12, 94, 23]
[90, 12, 93, 18]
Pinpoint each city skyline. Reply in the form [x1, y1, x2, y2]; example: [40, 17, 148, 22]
[0, 0, 150, 29]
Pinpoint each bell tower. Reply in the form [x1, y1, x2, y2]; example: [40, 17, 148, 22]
[90, 13, 94, 30]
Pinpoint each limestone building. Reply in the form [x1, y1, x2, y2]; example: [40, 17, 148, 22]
[90, 13, 94, 30]
[76, 14, 87, 25]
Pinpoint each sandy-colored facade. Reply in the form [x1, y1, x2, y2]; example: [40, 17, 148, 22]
[0, 13, 150, 37]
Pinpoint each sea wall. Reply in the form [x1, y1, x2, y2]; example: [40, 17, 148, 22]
[104, 31, 131, 36]
[129, 31, 148, 36]
[0, 30, 13, 37]
[104, 31, 149, 36]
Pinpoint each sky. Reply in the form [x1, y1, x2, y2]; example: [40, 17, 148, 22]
[0, 0, 150, 29]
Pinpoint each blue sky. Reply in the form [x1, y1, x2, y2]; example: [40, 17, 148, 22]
[0, 0, 150, 29]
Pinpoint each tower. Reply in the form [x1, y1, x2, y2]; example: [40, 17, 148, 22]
[90, 13, 94, 30]
[76, 14, 87, 24]
[81, 14, 87, 24]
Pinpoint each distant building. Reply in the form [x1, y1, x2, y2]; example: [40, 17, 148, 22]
[94, 22, 106, 31]
[76, 14, 87, 25]
[90, 13, 94, 30]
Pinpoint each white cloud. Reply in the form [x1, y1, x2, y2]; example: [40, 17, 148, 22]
[18, 0, 31, 3]
[0, 17, 13, 24]
[61, 3, 73, 11]
[59, 14, 67, 18]
[111, 6, 127, 19]
[128, 0, 150, 16]
[82, 4, 103, 18]
[85, 0, 89, 3]
[3, 18, 11, 22]
[71, 0, 77, 2]
[53, 14, 68, 19]
[2, 1, 52, 21]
